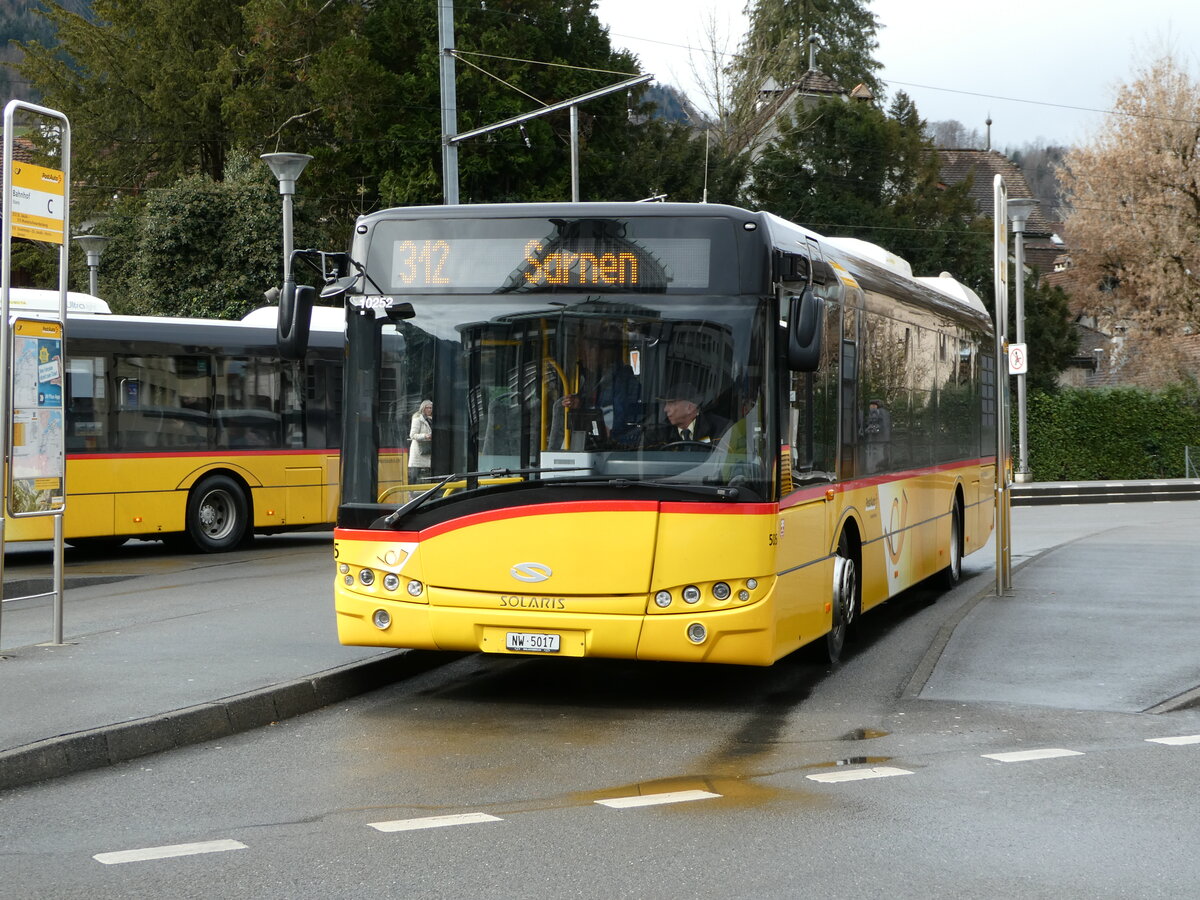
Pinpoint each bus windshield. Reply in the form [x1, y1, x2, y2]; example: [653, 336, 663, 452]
[342, 292, 775, 517]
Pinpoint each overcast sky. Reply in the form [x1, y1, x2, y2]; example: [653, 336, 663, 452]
[593, 0, 1200, 149]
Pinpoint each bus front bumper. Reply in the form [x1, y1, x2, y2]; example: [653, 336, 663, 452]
[335, 587, 781, 666]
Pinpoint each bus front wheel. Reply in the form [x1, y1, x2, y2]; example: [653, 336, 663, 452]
[186, 475, 249, 552]
[826, 544, 858, 664]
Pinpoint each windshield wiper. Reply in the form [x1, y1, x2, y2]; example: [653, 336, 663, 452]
[542, 477, 741, 500]
[382, 465, 591, 526]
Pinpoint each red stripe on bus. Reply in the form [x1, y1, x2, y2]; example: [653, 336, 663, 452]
[780, 457, 994, 509]
[66, 448, 339, 461]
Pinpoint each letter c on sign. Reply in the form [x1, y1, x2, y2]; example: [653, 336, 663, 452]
[510, 562, 552, 583]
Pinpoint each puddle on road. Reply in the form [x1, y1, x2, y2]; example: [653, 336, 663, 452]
[839, 728, 890, 742]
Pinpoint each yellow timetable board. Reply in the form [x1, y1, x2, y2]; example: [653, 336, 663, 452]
[9, 162, 65, 244]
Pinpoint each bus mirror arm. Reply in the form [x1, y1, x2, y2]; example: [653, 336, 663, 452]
[786, 287, 823, 372]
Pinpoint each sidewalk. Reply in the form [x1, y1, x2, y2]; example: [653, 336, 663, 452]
[920, 501, 1200, 713]
[3, 502, 1199, 792]
[0, 534, 449, 791]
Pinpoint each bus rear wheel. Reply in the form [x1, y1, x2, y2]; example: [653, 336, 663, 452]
[938, 502, 964, 590]
[186, 474, 249, 553]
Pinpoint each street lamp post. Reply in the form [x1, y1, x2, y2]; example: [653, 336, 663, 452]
[73, 233, 110, 297]
[1007, 197, 1039, 484]
[260, 152, 313, 289]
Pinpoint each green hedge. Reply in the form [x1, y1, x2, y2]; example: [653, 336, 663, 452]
[1024, 385, 1200, 481]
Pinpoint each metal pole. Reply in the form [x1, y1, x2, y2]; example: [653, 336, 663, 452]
[53, 515, 65, 644]
[438, 0, 459, 205]
[570, 105, 580, 202]
[281, 190, 295, 275]
[1008, 198, 1037, 484]
[992, 175, 1012, 594]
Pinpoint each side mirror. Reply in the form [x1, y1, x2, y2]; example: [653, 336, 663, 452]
[385, 302, 416, 322]
[277, 280, 315, 360]
[787, 288, 823, 371]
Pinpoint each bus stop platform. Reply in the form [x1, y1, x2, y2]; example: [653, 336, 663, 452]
[2, 499, 1200, 792]
[0, 534, 453, 791]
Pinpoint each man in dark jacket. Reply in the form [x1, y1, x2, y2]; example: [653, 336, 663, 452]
[645, 382, 729, 448]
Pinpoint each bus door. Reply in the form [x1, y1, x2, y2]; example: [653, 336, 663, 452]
[839, 303, 860, 480]
[778, 295, 840, 651]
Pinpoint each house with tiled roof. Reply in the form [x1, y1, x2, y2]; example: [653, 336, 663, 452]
[745, 35, 872, 163]
[935, 149, 1064, 276]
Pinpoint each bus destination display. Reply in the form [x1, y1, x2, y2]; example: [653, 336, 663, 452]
[375, 218, 731, 294]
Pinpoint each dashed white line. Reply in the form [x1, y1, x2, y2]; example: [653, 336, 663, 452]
[368, 812, 502, 832]
[982, 748, 1084, 763]
[595, 789, 721, 808]
[806, 766, 914, 784]
[1146, 735, 1200, 746]
[94, 839, 247, 865]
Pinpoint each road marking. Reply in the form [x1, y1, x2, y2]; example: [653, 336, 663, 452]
[93, 839, 247, 865]
[369, 812, 502, 832]
[982, 748, 1084, 763]
[806, 766, 913, 784]
[595, 789, 721, 808]
[1146, 735, 1200, 746]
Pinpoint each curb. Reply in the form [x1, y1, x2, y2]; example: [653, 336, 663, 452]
[0, 648, 458, 792]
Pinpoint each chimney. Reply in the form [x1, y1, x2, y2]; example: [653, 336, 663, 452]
[985, 115, 992, 151]
[808, 34, 818, 71]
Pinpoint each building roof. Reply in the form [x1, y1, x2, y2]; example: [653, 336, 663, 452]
[936, 149, 1056, 238]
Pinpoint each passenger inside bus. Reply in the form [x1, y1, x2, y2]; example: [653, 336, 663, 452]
[549, 325, 641, 451]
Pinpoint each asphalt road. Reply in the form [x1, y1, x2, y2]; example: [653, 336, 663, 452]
[2, 503, 1199, 898]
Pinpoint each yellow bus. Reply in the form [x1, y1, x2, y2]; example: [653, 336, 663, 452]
[289, 202, 995, 665]
[5, 291, 344, 552]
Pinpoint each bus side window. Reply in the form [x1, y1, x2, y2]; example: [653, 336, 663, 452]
[66, 354, 109, 451]
[216, 357, 281, 448]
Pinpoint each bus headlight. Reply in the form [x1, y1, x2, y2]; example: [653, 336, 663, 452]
[359, 568, 375, 586]
[682, 585, 701, 604]
[712, 582, 731, 601]
[654, 590, 672, 608]
[406, 579, 424, 597]
[686, 622, 707, 644]
[383, 573, 400, 592]
[372, 609, 391, 629]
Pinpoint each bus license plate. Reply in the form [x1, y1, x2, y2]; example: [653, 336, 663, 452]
[506, 632, 561, 653]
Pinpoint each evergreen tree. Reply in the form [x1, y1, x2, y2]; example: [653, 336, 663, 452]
[1015, 270, 1079, 394]
[733, 0, 882, 105]
[745, 93, 990, 294]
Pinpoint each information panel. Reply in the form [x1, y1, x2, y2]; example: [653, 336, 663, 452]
[8, 317, 66, 515]
[9, 162, 65, 244]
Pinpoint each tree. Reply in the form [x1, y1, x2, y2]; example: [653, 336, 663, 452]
[735, 0, 882, 97]
[1015, 269, 1079, 393]
[98, 150, 319, 318]
[18, 0, 248, 193]
[926, 119, 986, 150]
[745, 93, 991, 293]
[696, 0, 883, 160]
[1059, 50, 1200, 336]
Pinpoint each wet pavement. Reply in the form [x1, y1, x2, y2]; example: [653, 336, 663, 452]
[2, 498, 1198, 791]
